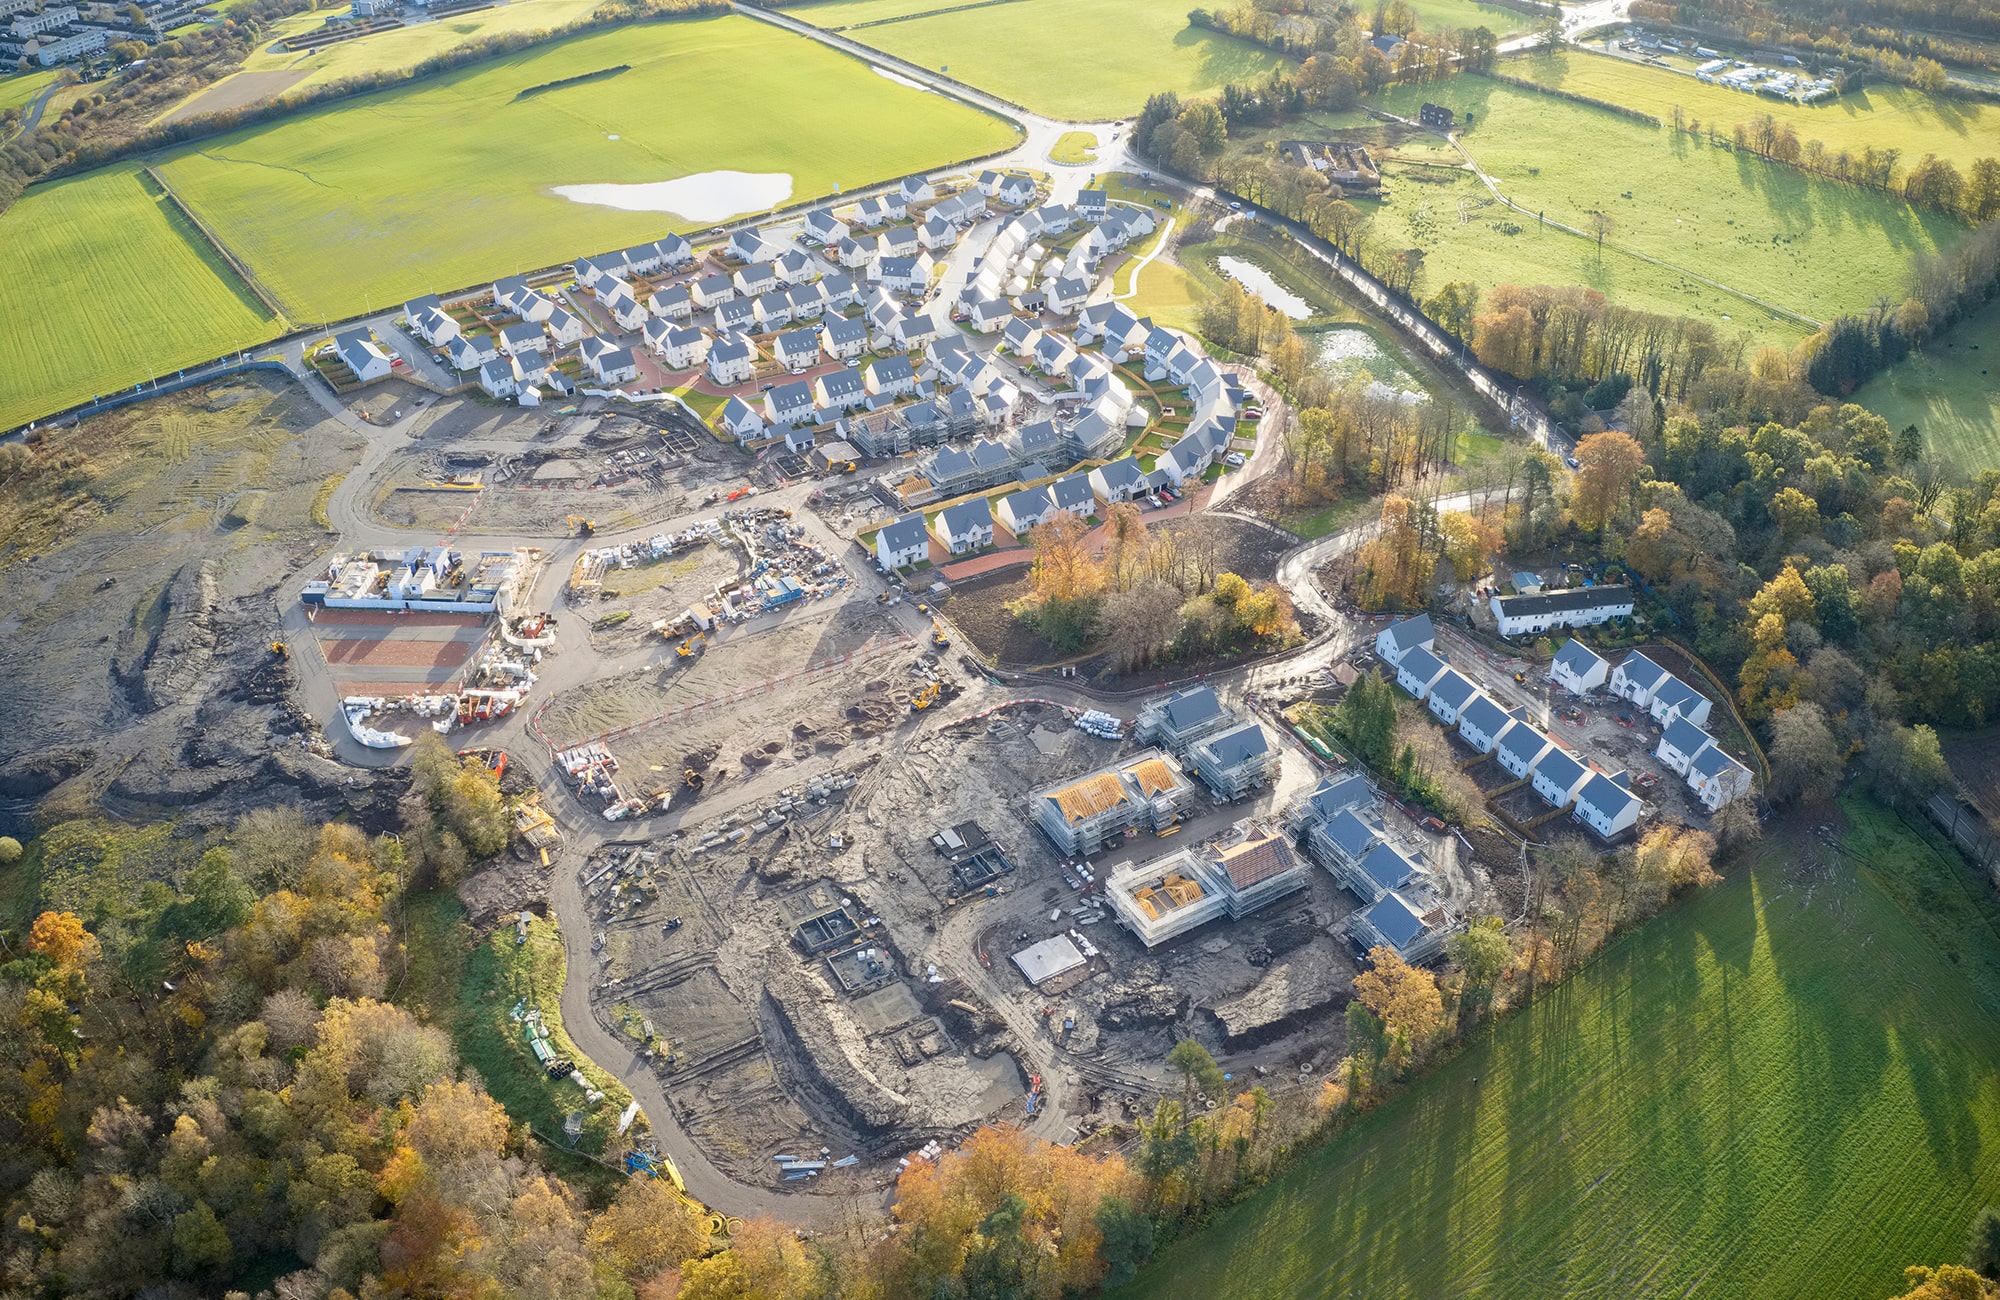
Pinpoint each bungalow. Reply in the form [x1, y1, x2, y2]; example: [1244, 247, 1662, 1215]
[875, 512, 930, 569]
[603, 290, 647, 332]
[591, 347, 639, 386]
[498, 321, 545, 357]
[968, 296, 1013, 333]
[727, 229, 769, 262]
[784, 283, 824, 322]
[919, 213, 959, 250]
[713, 297, 757, 335]
[1001, 316, 1042, 356]
[1551, 639, 1609, 694]
[734, 262, 780, 298]
[707, 335, 757, 386]
[1495, 722, 1554, 780]
[1648, 674, 1713, 727]
[775, 250, 818, 285]
[804, 208, 848, 245]
[878, 225, 921, 259]
[445, 333, 498, 371]
[764, 379, 818, 427]
[1045, 276, 1091, 314]
[876, 254, 934, 294]
[407, 304, 460, 347]
[478, 357, 518, 399]
[899, 175, 935, 205]
[997, 484, 1055, 534]
[1394, 645, 1450, 700]
[1687, 744, 1753, 811]
[649, 284, 694, 321]
[836, 236, 876, 269]
[772, 328, 821, 371]
[865, 355, 917, 398]
[996, 174, 1035, 206]
[652, 323, 710, 370]
[1490, 584, 1635, 638]
[1574, 772, 1642, 839]
[718, 395, 766, 443]
[814, 367, 866, 412]
[1425, 668, 1480, 726]
[754, 291, 795, 332]
[1531, 746, 1592, 810]
[1456, 693, 1513, 754]
[333, 328, 394, 383]
[1609, 651, 1673, 710]
[821, 316, 870, 361]
[1374, 613, 1435, 667]
[1050, 471, 1096, 518]
[938, 496, 995, 554]
[1089, 457, 1147, 504]
[818, 273, 860, 312]
[1656, 716, 1713, 777]
[691, 274, 736, 309]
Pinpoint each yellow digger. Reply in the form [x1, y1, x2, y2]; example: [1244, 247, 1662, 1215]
[269, 641, 288, 660]
[677, 632, 706, 658]
[567, 516, 597, 537]
[930, 624, 950, 649]
[909, 681, 940, 713]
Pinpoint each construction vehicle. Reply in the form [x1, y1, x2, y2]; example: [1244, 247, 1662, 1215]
[458, 747, 508, 779]
[931, 624, 950, 649]
[677, 632, 706, 658]
[909, 681, 941, 713]
[567, 516, 597, 537]
[269, 641, 288, 660]
[683, 767, 705, 792]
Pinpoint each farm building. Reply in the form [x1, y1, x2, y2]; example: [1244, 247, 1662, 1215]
[1031, 750, 1199, 857]
[1375, 614, 1435, 667]
[1490, 585, 1634, 638]
[1106, 820, 1309, 947]
[1551, 639, 1609, 694]
[1185, 722, 1278, 800]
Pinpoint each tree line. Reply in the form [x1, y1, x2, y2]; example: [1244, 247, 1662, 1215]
[1626, 0, 1978, 95]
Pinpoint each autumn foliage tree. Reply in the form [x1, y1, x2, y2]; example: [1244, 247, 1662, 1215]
[1570, 430, 1647, 532]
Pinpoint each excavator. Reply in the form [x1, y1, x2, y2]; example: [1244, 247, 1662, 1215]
[931, 624, 950, 649]
[909, 681, 940, 713]
[269, 641, 288, 660]
[677, 632, 706, 659]
[567, 516, 597, 537]
[683, 767, 705, 792]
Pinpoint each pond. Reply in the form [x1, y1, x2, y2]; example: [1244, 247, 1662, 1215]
[552, 170, 794, 221]
[1215, 256, 1310, 320]
[1314, 326, 1427, 405]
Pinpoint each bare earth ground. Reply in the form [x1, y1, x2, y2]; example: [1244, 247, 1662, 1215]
[0, 375, 408, 830]
[157, 69, 311, 124]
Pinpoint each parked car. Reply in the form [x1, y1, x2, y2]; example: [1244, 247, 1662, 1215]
[1224, 452, 1246, 467]
[1564, 456, 1580, 470]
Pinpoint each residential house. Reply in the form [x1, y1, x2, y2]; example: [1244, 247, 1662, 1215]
[875, 512, 930, 569]
[996, 174, 1035, 206]
[1341, 841, 1422, 905]
[1687, 744, 1753, 811]
[718, 395, 766, 443]
[764, 379, 817, 428]
[899, 176, 935, 205]
[577, 336, 618, 374]
[894, 309, 945, 349]
[478, 358, 518, 399]
[772, 328, 821, 372]
[1077, 189, 1108, 221]
[1309, 810, 1386, 881]
[709, 297, 755, 336]
[1031, 750, 1197, 856]
[937, 496, 995, 554]
[1031, 331, 1077, 375]
[997, 485, 1055, 534]
[1456, 693, 1513, 755]
[1425, 668, 1480, 726]
[1374, 613, 1435, 667]
[775, 249, 818, 285]
[754, 291, 794, 332]
[656, 233, 695, 268]
[1394, 645, 1450, 700]
[603, 290, 647, 332]
[818, 273, 860, 312]
[649, 284, 694, 321]
[498, 322, 545, 357]
[727, 229, 768, 262]
[619, 242, 664, 276]
[1186, 722, 1278, 799]
[707, 335, 757, 386]
[1088, 457, 1147, 504]
[544, 306, 585, 346]
[1648, 674, 1713, 727]
[1531, 747, 1592, 810]
[691, 274, 736, 309]
[1049, 471, 1096, 518]
[821, 316, 869, 361]
[968, 297, 1013, 333]
[1133, 685, 1235, 755]
[836, 236, 876, 269]
[1351, 891, 1452, 963]
[1001, 316, 1042, 356]
[333, 329, 393, 383]
[1495, 723, 1555, 780]
[511, 350, 548, 386]
[803, 208, 848, 245]
[1490, 584, 1635, 637]
[1574, 772, 1642, 839]
[407, 303, 460, 347]
[878, 225, 920, 259]
[814, 367, 866, 413]
[876, 254, 934, 294]
[865, 355, 917, 398]
[1656, 717, 1713, 776]
[515, 291, 558, 324]
[734, 262, 779, 299]
[1551, 639, 1609, 694]
[784, 283, 824, 322]
[652, 323, 710, 370]
[491, 275, 534, 315]
[1030, 204, 1075, 236]
[977, 170, 1005, 197]
[1609, 651, 1673, 710]
[444, 333, 497, 371]
[854, 194, 895, 227]
[1045, 276, 1091, 314]
[919, 214, 959, 250]
[590, 347, 639, 386]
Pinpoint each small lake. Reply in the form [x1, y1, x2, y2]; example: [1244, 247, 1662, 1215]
[553, 170, 794, 221]
[1215, 256, 1310, 320]
[1315, 326, 1427, 404]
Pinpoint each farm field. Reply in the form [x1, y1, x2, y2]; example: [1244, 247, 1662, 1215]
[1402, 0, 1534, 35]
[0, 169, 280, 431]
[1326, 78, 1963, 339]
[1855, 293, 2000, 475]
[162, 0, 606, 117]
[1119, 799, 2000, 1300]
[153, 15, 1017, 321]
[1513, 49, 2000, 172]
[776, 0, 971, 28]
[0, 68, 56, 114]
[831, 0, 1293, 118]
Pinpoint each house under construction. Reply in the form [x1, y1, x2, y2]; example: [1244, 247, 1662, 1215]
[1031, 749, 1199, 857]
[1132, 685, 1238, 756]
[1106, 819, 1310, 947]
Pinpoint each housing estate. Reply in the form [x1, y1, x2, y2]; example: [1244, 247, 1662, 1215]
[1106, 820, 1309, 948]
[1490, 584, 1634, 638]
[1031, 751, 1199, 857]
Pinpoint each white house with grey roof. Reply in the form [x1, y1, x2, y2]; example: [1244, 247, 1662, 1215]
[1049, 472, 1096, 517]
[937, 497, 994, 554]
[1609, 651, 1672, 710]
[1496, 723, 1555, 780]
[836, 236, 876, 269]
[821, 316, 869, 361]
[727, 229, 769, 262]
[1045, 276, 1092, 314]
[1394, 646, 1450, 700]
[707, 336, 756, 386]
[968, 297, 1013, 333]
[478, 357, 517, 400]
[333, 329, 393, 383]
[650, 284, 694, 321]
[407, 303, 460, 347]
[764, 380, 817, 427]
[1688, 744, 1753, 811]
[996, 174, 1035, 206]
[1374, 614, 1434, 667]
[1425, 668, 1480, 726]
[1187, 722, 1278, 799]
[1574, 772, 1642, 839]
[691, 274, 735, 309]
[997, 485, 1055, 535]
[875, 254, 934, 294]
[1089, 457, 1147, 504]
[544, 306, 586, 346]
[498, 322, 545, 357]
[713, 297, 757, 335]
[804, 208, 847, 245]
[865, 355, 916, 398]
[1648, 674, 1712, 727]
[590, 347, 638, 385]
[1456, 694, 1514, 755]
[776, 249, 817, 285]
[651, 323, 709, 370]
[772, 328, 821, 372]
[718, 395, 765, 443]
[753, 291, 794, 332]
[920, 213, 959, 250]
[814, 368, 866, 413]
[1551, 639, 1609, 694]
[445, 333, 498, 371]
[1531, 747, 1592, 810]
[876, 513, 930, 569]
[1656, 716, 1713, 777]
[1491, 584, 1634, 638]
[734, 262, 779, 298]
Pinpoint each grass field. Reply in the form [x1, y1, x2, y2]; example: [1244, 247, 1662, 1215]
[1281, 77, 1964, 341]
[153, 15, 1016, 321]
[1120, 797, 2000, 1300]
[1050, 130, 1097, 164]
[1855, 292, 2000, 475]
[0, 168, 280, 430]
[1402, 0, 1535, 35]
[1514, 49, 2000, 173]
[0, 68, 56, 114]
[826, 0, 1293, 118]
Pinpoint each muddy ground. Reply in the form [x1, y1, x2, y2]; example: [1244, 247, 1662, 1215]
[0, 375, 409, 835]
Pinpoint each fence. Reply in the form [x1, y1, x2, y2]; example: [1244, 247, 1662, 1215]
[16, 359, 297, 434]
[1928, 792, 2000, 880]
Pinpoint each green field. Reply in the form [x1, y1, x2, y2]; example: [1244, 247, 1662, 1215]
[1402, 0, 1535, 36]
[154, 15, 1017, 320]
[0, 169, 280, 431]
[827, 0, 1293, 118]
[1050, 130, 1097, 164]
[1515, 49, 2000, 173]
[1121, 798, 2000, 1300]
[1300, 78, 1965, 341]
[0, 68, 57, 114]
[1856, 292, 2000, 475]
